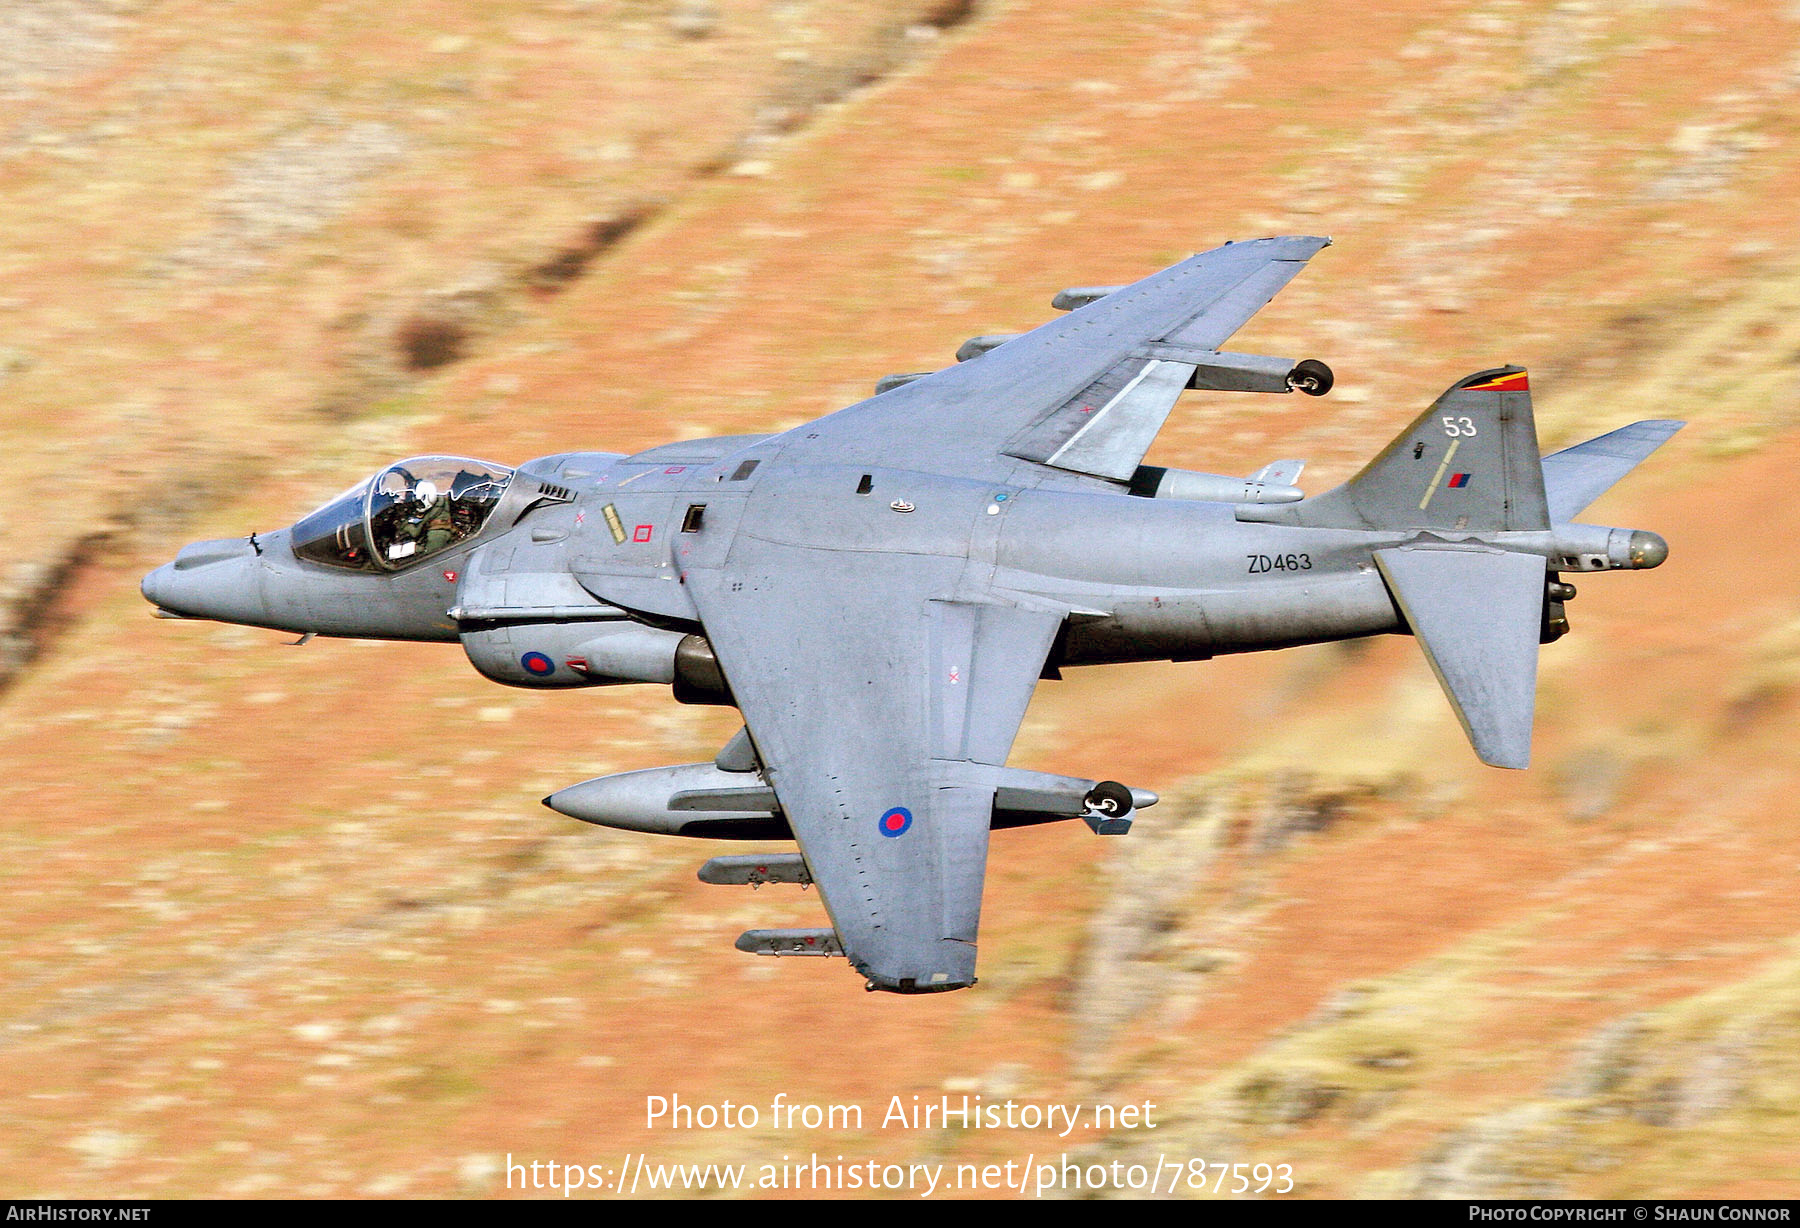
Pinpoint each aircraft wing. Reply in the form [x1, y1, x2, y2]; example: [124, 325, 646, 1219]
[665, 239, 1324, 989]
[788, 236, 1330, 484]
[683, 546, 1062, 992]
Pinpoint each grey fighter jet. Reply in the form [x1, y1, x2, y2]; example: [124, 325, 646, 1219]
[143, 237, 1679, 994]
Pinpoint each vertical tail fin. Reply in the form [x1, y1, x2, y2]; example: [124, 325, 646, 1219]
[1242, 367, 1550, 532]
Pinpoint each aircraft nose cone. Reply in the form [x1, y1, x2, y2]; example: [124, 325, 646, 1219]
[139, 541, 267, 623]
[141, 563, 173, 611]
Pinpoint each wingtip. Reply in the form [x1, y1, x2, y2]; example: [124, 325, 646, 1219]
[1216, 234, 1332, 249]
[1230, 234, 1333, 262]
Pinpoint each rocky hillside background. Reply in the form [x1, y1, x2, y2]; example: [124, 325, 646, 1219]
[5, 0, 1800, 1198]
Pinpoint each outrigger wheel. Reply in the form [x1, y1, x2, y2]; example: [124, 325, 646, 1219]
[1084, 781, 1135, 817]
[1287, 358, 1334, 396]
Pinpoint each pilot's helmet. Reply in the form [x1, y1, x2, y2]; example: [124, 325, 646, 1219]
[414, 480, 438, 504]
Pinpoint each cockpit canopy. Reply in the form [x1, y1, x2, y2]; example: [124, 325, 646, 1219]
[292, 456, 514, 571]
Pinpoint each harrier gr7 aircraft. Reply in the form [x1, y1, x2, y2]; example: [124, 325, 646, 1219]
[143, 236, 1679, 993]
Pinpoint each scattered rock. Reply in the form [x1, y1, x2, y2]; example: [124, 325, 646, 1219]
[394, 315, 467, 371]
[1235, 1068, 1345, 1128]
[1554, 1013, 1647, 1099]
[669, 1, 719, 40]
[457, 1153, 500, 1192]
[158, 120, 409, 279]
[524, 204, 660, 294]
[1549, 746, 1628, 821]
[0, 1, 125, 100]
[1410, 1104, 1574, 1199]
[67, 1128, 142, 1167]
[1670, 1029, 1750, 1126]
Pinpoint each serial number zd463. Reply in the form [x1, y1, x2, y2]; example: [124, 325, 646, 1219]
[1246, 553, 1312, 574]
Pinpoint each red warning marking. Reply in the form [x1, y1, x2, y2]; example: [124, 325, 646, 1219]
[1464, 370, 1529, 392]
[633, 524, 653, 542]
[442, 569, 458, 582]
[664, 465, 687, 474]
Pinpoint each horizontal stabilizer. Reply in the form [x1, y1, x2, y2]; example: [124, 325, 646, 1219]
[1541, 420, 1683, 521]
[1375, 547, 1547, 769]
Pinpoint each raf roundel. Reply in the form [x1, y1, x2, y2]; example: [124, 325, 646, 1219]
[520, 651, 555, 677]
[878, 806, 913, 838]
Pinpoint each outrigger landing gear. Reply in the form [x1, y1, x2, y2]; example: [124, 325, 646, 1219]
[1287, 358, 1334, 396]
[1082, 780, 1136, 835]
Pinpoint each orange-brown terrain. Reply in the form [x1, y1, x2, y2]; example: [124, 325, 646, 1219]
[5, 0, 1800, 1199]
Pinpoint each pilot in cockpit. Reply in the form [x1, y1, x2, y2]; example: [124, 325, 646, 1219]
[397, 480, 455, 557]
[291, 455, 514, 572]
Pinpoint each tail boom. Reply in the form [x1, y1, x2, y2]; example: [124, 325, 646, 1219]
[1232, 366, 1674, 770]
